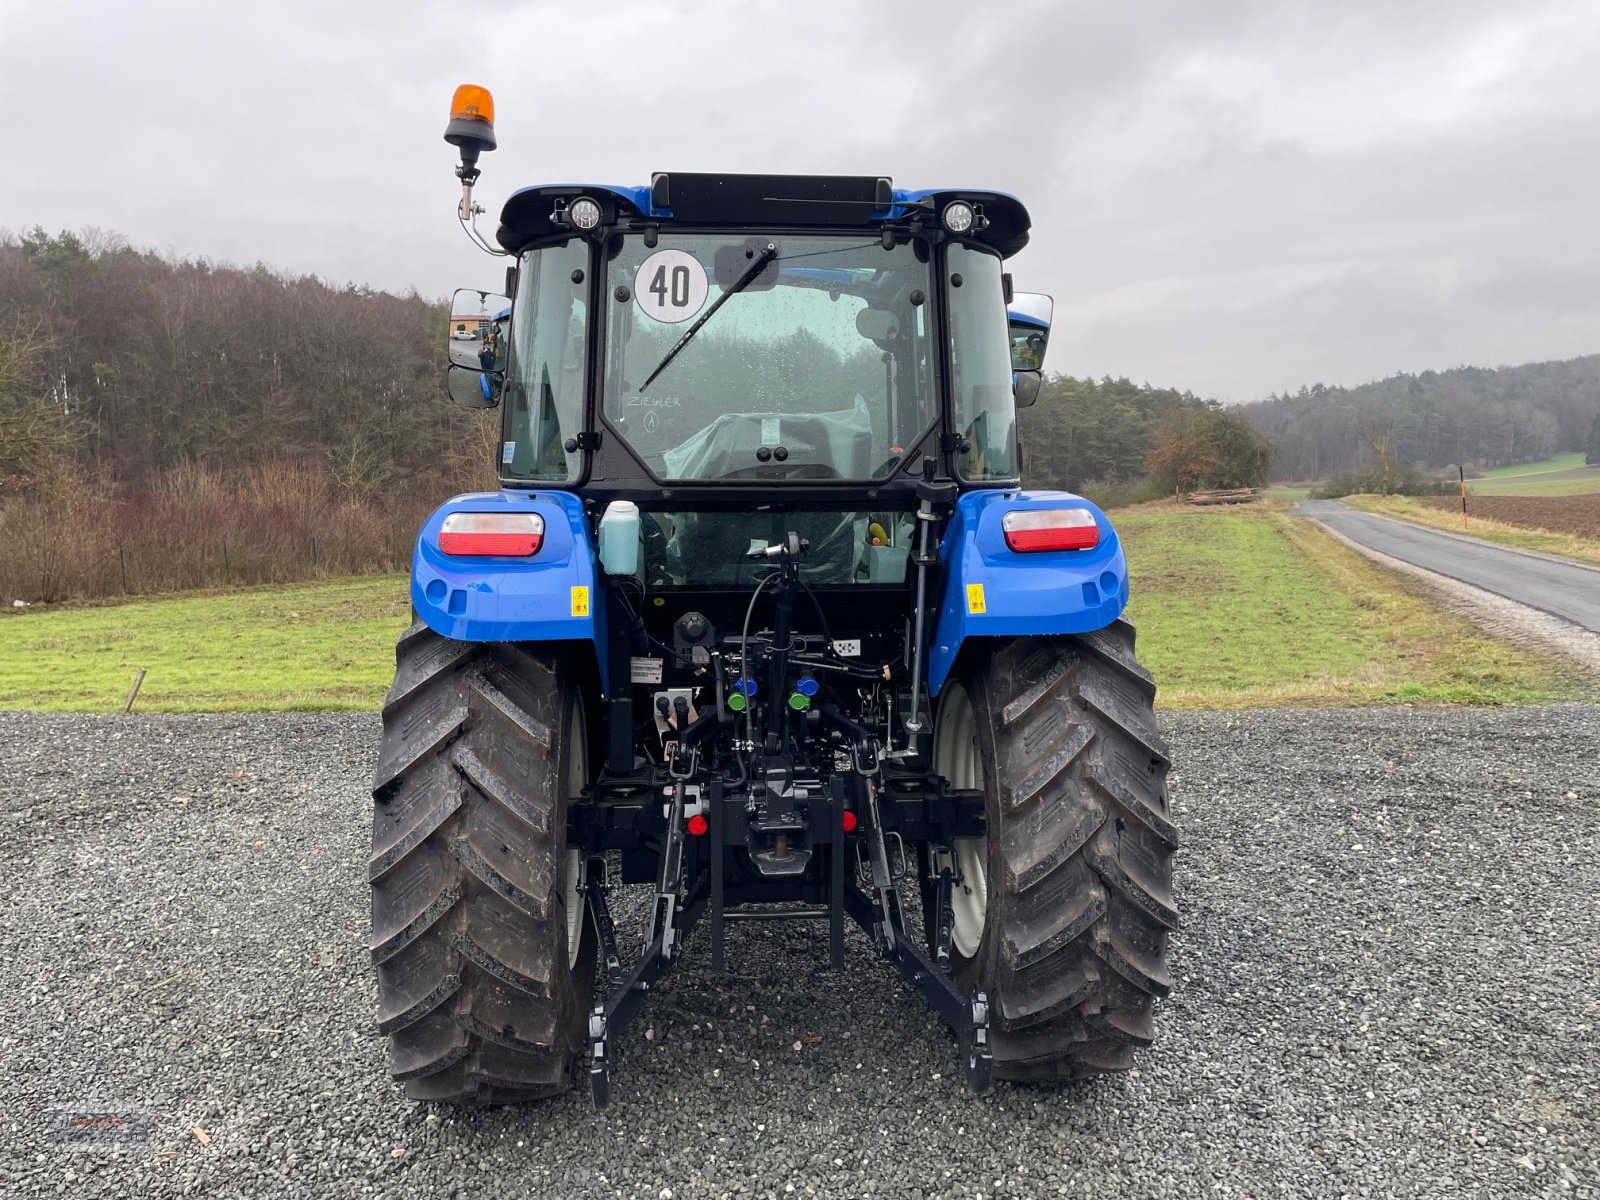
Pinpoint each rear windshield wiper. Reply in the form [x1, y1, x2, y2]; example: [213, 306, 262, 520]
[638, 242, 777, 392]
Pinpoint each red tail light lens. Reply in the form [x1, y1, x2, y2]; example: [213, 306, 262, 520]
[1002, 508, 1099, 552]
[438, 512, 544, 557]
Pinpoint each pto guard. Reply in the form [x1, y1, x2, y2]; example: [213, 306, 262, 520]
[927, 490, 1128, 695]
[411, 490, 608, 689]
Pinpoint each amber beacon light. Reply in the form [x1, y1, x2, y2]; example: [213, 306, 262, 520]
[446, 84, 497, 153]
[449, 85, 495, 131]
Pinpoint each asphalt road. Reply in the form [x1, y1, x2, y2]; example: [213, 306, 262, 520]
[1297, 499, 1600, 634]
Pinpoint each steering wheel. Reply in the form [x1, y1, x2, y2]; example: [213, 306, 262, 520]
[719, 462, 843, 481]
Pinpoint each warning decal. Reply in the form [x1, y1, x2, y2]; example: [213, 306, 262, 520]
[629, 657, 664, 685]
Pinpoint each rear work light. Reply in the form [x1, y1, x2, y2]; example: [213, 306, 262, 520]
[438, 512, 544, 557]
[1002, 508, 1100, 552]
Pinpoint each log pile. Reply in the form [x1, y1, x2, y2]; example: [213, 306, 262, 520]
[1184, 487, 1262, 506]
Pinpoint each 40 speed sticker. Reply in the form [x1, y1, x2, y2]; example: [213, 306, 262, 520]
[634, 249, 708, 324]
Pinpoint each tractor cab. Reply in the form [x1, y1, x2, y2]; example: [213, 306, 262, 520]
[477, 180, 1029, 584]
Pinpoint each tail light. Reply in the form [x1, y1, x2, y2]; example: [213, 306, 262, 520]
[1002, 508, 1099, 552]
[439, 512, 544, 556]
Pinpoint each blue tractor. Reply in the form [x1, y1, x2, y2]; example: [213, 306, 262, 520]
[370, 85, 1177, 1107]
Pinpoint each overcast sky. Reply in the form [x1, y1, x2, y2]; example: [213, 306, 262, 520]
[3, 0, 1598, 402]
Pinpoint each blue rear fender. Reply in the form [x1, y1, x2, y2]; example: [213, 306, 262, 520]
[410, 490, 608, 688]
[927, 490, 1129, 696]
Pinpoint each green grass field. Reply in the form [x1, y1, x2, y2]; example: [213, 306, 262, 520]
[0, 577, 409, 712]
[0, 511, 1579, 712]
[1465, 454, 1600, 497]
[1478, 452, 1588, 478]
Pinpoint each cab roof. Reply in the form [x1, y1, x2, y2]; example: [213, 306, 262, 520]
[497, 173, 1031, 258]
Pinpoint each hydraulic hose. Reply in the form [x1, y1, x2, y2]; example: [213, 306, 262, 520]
[904, 498, 934, 735]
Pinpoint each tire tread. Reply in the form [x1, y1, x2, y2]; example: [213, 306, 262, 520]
[956, 625, 1177, 1082]
[369, 625, 590, 1103]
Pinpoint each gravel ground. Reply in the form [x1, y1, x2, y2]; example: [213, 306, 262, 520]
[1, 707, 1596, 1199]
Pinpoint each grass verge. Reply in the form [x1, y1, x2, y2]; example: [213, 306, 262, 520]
[0, 512, 1581, 712]
[0, 576, 409, 712]
[1340, 495, 1600, 567]
[1263, 485, 1311, 502]
[1117, 508, 1578, 708]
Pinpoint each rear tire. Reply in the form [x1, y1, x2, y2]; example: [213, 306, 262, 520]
[929, 620, 1178, 1081]
[369, 622, 596, 1104]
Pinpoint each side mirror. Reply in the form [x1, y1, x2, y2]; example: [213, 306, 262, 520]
[447, 364, 500, 409]
[855, 307, 900, 343]
[1013, 370, 1043, 409]
[1007, 291, 1054, 372]
[447, 288, 510, 370]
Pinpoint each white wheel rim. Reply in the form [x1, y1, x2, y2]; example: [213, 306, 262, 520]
[563, 700, 587, 970]
[934, 681, 988, 958]
[564, 849, 582, 970]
